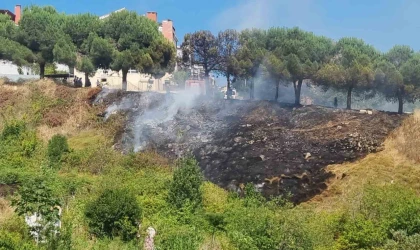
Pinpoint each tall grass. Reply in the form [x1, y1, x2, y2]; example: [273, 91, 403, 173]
[389, 110, 420, 162]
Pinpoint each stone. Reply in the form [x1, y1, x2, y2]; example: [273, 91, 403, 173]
[367, 110, 373, 115]
[234, 137, 242, 143]
[144, 227, 156, 250]
[304, 152, 312, 160]
[337, 125, 343, 130]
[260, 155, 266, 161]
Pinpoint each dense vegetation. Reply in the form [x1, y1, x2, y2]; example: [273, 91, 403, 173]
[0, 79, 419, 249]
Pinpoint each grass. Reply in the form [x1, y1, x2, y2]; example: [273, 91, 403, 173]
[308, 110, 420, 211]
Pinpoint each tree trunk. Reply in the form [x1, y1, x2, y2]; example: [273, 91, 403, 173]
[205, 70, 210, 96]
[398, 88, 404, 114]
[227, 73, 231, 100]
[122, 69, 128, 91]
[84, 72, 91, 88]
[250, 79, 254, 100]
[294, 79, 303, 105]
[39, 63, 45, 79]
[275, 80, 280, 101]
[346, 86, 353, 110]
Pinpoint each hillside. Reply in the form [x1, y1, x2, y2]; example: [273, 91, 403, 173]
[98, 91, 405, 203]
[1, 80, 420, 250]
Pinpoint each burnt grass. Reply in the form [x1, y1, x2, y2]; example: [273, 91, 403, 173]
[101, 92, 405, 204]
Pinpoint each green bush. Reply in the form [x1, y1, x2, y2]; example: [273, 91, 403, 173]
[0, 170, 19, 185]
[0, 121, 26, 141]
[383, 231, 420, 250]
[167, 158, 203, 210]
[47, 134, 69, 166]
[85, 189, 142, 241]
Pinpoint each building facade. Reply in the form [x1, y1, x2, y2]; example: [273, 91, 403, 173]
[0, 5, 21, 24]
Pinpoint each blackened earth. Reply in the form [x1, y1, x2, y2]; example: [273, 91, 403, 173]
[97, 91, 405, 203]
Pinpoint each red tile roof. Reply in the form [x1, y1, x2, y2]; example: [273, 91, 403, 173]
[0, 9, 16, 21]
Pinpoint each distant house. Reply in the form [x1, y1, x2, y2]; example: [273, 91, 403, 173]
[0, 5, 21, 24]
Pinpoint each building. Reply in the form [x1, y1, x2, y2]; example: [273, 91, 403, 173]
[99, 7, 126, 20]
[0, 5, 21, 24]
[146, 11, 177, 47]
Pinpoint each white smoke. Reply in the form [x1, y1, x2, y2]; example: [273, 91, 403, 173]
[132, 90, 199, 152]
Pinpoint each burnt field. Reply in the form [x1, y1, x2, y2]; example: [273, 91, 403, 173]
[98, 91, 406, 203]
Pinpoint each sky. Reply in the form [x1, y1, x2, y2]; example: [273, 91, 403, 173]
[3, 0, 420, 52]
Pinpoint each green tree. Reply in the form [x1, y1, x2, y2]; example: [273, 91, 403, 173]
[264, 50, 290, 101]
[64, 14, 104, 86]
[77, 56, 95, 87]
[102, 10, 174, 91]
[236, 29, 267, 99]
[12, 177, 61, 243]
[171, 70, 191, 89]
[167, 157, 203, 210]
[375, 45, 420, 114]
[85, 189, 142, 241]
[63, 13, 100, 49]
[181, 31, 220, 93]
[317, 37, 378, 109]
[17, 6, 76, 79]
[217, 29, 240, 98]
[0, 37, 34, 66]
[266, 27, 333, 105]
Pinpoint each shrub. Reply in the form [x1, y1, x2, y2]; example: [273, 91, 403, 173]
[85, 189, 142, 241]
[167, 157, 203, 210]
[47, 134, 69, 166]
[383, 231, 420, 250]
[0, 121, 26, 141]
[12, 177, 61, 243]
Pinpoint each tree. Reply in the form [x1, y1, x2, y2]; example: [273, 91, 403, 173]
[167, 158, 203, 210]
[64, 14, 105, 87]
[142, 37, 176, 79]
[171, 70, 191, 89]
[12, 177, 61, 243]
[217, 29, 240, 98]
[17, 6, 76, 79]
[317, 37, 378, 109]
[267, 27, 333, 105]
[236, 29, 267, 99]
[375, 45, 417, 114]
[85, 189, 141, 241]
[264, 50, 290, 101]
[181, 31, 220, 93]
[0, 14, 34, 66]
[77, 56, 95, 87]
[0, 37, 34, 66]
[102, 10, 174, 91]
[62, 13, 100, 49]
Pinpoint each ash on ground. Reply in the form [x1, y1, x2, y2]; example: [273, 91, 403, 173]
[96, 91, 405, 203]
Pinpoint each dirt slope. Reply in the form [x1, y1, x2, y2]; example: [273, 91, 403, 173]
[99, 91, 405, 203]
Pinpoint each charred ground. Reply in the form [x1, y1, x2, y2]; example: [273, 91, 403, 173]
[98, 91, 405, 203]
